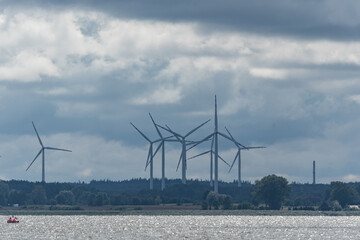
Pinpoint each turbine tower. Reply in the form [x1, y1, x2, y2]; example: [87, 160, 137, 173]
[26, 122, 72, 183]
[130, 122, 160, 190]
[157, 119, 210, 184]
[225, 127, 265, 187]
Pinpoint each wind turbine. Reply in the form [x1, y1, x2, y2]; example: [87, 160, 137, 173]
[26, 122, 72, 183]
[148, 113, 178, 190]
[130, 122, 161, 190]
[157, 119, 210, 184]
[225, 126, 265, 187]
[188, 135, 231, 187]
[187, 96, 249, 193]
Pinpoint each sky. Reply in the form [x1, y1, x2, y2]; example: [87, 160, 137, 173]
[0, 0, 360, 185]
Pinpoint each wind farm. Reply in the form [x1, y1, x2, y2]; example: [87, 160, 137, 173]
[131, 96, 266, 193]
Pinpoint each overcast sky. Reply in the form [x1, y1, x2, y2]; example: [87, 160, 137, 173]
[0, 0, 360, 185]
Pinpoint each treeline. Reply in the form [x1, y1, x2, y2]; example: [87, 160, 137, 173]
[0, 178, 360, 210]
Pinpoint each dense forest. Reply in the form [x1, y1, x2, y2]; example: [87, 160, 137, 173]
[0, 178, 359, 210]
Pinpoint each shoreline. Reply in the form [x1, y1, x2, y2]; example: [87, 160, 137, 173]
[1, 205, 360, 216]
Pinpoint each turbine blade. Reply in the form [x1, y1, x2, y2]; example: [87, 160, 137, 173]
[45, 147, 72, 152]
[157, 124, 182, 143]
[186, 139, 211, 146]
[244, 146, 266, 150]
[149, 113, 163, 138]
[187, 133, 214, 151]
[145, 147, 152, 171]
[152, 142, 163, 158]
[32, 122, 44, 147]
[224, 126, 235, 141]
[176, 154, 182, 172]
[185, 119, 211, 137]
[218, 154, 230, 167]
[229, 151, 240, 173]
[218, 132, 248, 150]
[188, 150, 211, 160]
[130, 123, 151, 143]
[165, 125, 182, 140]
[26, 149, 43, 171]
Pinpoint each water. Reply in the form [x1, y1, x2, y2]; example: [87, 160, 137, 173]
[1, 215, 360, 239]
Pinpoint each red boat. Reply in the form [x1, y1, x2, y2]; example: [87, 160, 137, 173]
[7, 219, 19, 223]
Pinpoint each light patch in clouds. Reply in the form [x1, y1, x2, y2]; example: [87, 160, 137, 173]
[0, 51, 60, 81]
[37, 87, 70, 96]
[132, 87, 183, 105]
[249, 68, 288, 80]
[78, 168, 92, 177]
[348, 94, 360, 105]
[253, 38, 360, 67]
[311, 79, 360, 96]
[55, 102, 101, 117]
[342, 174, 360, 182]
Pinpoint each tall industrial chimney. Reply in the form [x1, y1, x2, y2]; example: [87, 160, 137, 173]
[313, 160, 316, 185]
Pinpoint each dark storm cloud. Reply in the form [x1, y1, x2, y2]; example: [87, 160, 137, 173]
[3, 0, 360, 40]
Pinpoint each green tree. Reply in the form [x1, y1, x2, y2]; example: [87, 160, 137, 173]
[201, 200, 208, 210]
[55, 191, 75, 205]
[72, 186, 90, 203]
[154, 196, 162, 205]
[95, 192, 109, 206]
[253, 174, 290, 210]
[132, 197, 141, 205]
[8, 190, 26, 205]
[110, 194, 123, 205]
[222, 195, 233, 210]
[0, 182, 9, 205]
[206, 191, 218, 210]
[318, 201, 331, 211]
[77, 191, 92, 205]
[87, 193, 96, 206]
[31, 185, 47, 205]
[329, 181, 356, 208]
[213, 199, 220, 210]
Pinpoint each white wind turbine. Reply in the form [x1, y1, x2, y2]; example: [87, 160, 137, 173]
[130, 122, 161, 190]
[188, 96, 250, 193]
[148, 113, 178, 191]
[157, 119, 210, 184]
[187, 135, 231, 187]
[224, 126, 265, 187]
[26, 122, 72, 183]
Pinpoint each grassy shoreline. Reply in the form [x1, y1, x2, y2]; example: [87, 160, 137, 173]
[1, 206, 360, 216]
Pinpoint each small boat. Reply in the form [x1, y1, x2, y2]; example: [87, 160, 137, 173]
[7, 218, 19, 223]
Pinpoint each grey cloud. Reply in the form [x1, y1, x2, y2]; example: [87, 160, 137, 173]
[4, 0, 360, 40]
[0, 1, 359, 183]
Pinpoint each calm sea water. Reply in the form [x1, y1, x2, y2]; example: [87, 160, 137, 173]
[1, 215, 360, 239]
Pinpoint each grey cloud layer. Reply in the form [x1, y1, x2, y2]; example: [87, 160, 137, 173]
[3, 0, 360, 40]
[0, 2, 359, 183]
